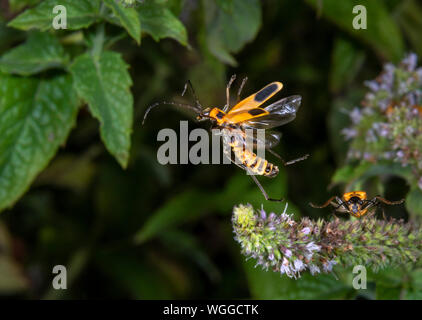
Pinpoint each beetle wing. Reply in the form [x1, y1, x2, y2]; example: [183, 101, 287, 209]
[344, 191, 367, 201]
[228, 82, 283, 113]
[259, 131, 282, 149]
[238, 95, 302, 129]
[238, 127, 282, 149]
[223, 107, 270, 124]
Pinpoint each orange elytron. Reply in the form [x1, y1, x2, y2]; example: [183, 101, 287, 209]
[143, 75, 309, 201]
[309, 191, 405, 218]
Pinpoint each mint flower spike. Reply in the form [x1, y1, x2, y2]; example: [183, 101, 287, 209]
[343, 53, 422, 189]
[232, 204, 422, 279]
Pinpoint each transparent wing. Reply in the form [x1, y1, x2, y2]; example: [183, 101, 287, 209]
[238, 127, 282, 149]
[260, 131, 282, 149]
[222, 127, 282, 149]
[240, 95, 302, 129]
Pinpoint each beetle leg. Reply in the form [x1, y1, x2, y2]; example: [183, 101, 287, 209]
[334, 196, 351, 212]
[237, 77, 248, 103]
[309, 196, 337, 209]
[250, 174, 283, 202]
[268, 149, 309, 166]
[223, 74, 237, 112]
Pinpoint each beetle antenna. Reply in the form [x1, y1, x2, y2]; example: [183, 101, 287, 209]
[142, 101, 202, 125]
[182, 80, 203, 109]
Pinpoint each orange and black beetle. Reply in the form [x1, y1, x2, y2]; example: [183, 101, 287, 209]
[309, 191, 404, 218]
[143, 75, 309, 201]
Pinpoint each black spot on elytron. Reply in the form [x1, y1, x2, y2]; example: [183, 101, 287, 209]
[216, 112, 224, 119]
[248, 108, 267, 116]
[254, 83, 278, 102]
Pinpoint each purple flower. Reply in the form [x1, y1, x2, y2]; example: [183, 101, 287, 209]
[322, 260, 337, 272]
[341, 128, 357, 140]
[402, 53, 418, 71]
[416, 68, 422, 82]
[365, 130, 377, 143]
[405, 126, 415, 136]
[396, 150, 405, 159]
[301, 227, 311, 235]
[363, 152, 373, 161]
[260, 205, 267, 220]
[293, 259, 305, 272]
[350, 107, 363, 124]
[309, 264, 321, 275]
[233, 203, 422, 280]
[365, 80, 380, 92]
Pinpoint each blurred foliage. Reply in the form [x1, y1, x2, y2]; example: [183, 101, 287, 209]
[0, 0, 421, 299]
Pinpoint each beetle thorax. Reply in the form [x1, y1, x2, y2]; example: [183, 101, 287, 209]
[209, 108, 226, 123]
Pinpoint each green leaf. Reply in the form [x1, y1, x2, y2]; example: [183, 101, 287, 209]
[368, 267, 403, 286]
[160, 230, 220, 282]
[134, 190, 217, 244]
[332, 162, 412, 190]
[405, 289, 422, 299]
[305, 0, 404, 62]
[104, 0, 141, 44]
[0, 74, 79, 212]
[134, 167, 289, 245]
[95, 249, 173, 299]
[375, 285, 401, 299]
[204, 0, 262, 66]
[138, 0, 188, 46]
[216, 0, 234, 13]
[0, 18, 23, 52]
[216, 170, 294, 217]
[410, 268, 422, 289]
[243, 259, 352, 299]
[0, 32, 69, 76]
[8, 0, 100, 31]
[395, 0, 422, 57]
[8, 0, 41, 13]
[332, 162, 371, 185]
[329, 37, 365, 93]
[405, 268, 422, 299]
[35, 150, 98, 192]
[70, 51, 133, 168]
[405, 187, 422, 217]
[370, 268, 403, 299]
